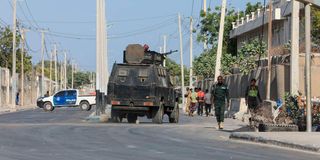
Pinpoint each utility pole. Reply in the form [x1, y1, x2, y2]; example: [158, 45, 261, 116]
[163, 35, 167, 67]
[178, 13, 185, 106]
[12, 0, 17, 107]
[214, 0, 227, 81]
[54, 44, 58, 93]
[49, 49, 53, 94]
[266, 0, 273, 100]
[20, 28, 28, 106]
[96, 0, 108, 114]
[203, 0, 207, 12]
[60, 61, 63, 90]
[96, 0, 101, 97]
[40, 30, 46, 97]
[71, 62, 74, 89]
[290, 0, 300, 95]
[203, 0, 208, 50]
[64, 51, 67, 89]
[305, 3, 312, 132]
[189, 16, 193, 87]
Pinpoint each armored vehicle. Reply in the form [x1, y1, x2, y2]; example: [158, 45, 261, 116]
[107, 44, 179, 124]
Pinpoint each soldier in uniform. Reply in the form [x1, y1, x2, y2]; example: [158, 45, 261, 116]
[212, 76, 229, 129]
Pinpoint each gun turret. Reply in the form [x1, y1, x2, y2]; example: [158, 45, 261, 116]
[123, 44, 177, 65]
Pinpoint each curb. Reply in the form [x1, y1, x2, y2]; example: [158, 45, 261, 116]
[0, 106, 37, 115]
[230, 132, 320, 153]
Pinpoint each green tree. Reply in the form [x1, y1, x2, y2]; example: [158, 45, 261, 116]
[166, 58, 189, 86]
[193, 50, 215, 78]
[194, 2, 265, 77]
[72, 72, 91, 89]
[236, 38, 267, 75]
[312, 7, 320, 45]
[0, 25, 32, 74]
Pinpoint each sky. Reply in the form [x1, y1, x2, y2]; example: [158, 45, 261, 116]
[0, 0, 261, 72]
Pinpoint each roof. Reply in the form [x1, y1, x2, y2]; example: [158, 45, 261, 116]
[229, 1, 301, 39]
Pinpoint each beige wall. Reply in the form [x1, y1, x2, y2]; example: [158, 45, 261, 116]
[225, 56, 320, 100]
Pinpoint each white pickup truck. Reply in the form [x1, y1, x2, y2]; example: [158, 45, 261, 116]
[37, 89, 96, 111]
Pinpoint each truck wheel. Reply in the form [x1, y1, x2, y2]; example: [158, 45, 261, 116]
[152, 103, 164, 124]
[127, 114, 137, 123]
[111, 109, 122, 123]
[80, 101, 91, 111]
[169, 103, 179, 123]
[43, 102, 54, 112]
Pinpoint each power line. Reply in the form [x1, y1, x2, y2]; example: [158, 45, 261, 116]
[24, 0, 41, 29]
[19, 13, 177, 24]
[191, 0, 195, 16]
[0, 18, 8, 26]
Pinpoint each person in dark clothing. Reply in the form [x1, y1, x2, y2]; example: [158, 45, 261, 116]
[245, 78, 262, 126]
[44, 91, 50, 97]
[212, 76, 229, 129]
[15, 92, 20, 105]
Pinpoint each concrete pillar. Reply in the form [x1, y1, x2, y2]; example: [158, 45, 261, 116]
[290, 0, 300, 95]
[251, 12, 255, 20]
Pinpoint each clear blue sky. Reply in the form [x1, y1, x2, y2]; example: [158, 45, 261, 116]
[0, 0, 261, 71]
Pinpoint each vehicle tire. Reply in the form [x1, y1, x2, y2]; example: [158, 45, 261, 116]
[169, 103, 179, 123]
[111, 109, 122, 123]
[43, 102, 54, 112]
[79, 101, 91, 111]
[127, 114, 137, 123]
[152, 103, 164, 124]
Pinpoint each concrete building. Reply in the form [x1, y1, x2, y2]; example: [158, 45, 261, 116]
[225, 0, 320, 100]
[229, 0, 312, 55]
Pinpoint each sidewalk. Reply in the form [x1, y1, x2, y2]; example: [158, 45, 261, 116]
[230, 132, 320, 153]
[0, 104, 37, 115]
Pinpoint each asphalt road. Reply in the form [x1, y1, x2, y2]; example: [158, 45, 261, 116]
[0, 107, 318, 160]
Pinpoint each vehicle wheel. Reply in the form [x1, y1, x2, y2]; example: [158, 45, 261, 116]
[127, 114, 137, 123]
[79, 101, 91, 111]
[169, 103, 179, 123]
[111, 109, 122, 123]
[43, 102, 54, 112]
[152, 103, 164, 124]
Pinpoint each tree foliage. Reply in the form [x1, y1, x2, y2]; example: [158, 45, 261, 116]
[193, 50, 215, 78]
[236, 39, 267, 75]
[312, 7, 320, 45]
[72, 72, 91, 89]
[166, 58, 189, 86]
[0, 25, 32, 74]
[194, 2, 265, 77]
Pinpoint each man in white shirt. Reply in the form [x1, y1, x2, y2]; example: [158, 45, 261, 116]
[204, 89, 212, 117]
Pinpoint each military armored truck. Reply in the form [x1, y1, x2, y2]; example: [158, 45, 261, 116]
[107, 44, 179, 124]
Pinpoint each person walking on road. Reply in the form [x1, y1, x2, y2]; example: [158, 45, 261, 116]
[204, 89, 212, 117]
[15, 92, 20, 105]
[184, 87, 191, 115]
[245, 78, 262, 126]
[189, 88, 197, 117]
[197, 88, 205, 116]
[212, 76, 229, 129]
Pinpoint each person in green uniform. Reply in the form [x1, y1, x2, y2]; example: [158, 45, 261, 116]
[212, 76, 229, 129]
